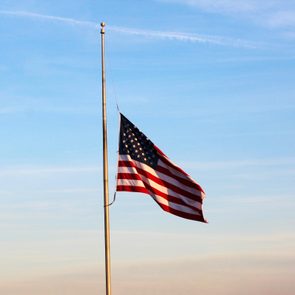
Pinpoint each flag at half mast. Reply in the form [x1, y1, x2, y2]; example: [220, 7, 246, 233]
[116, 113, 207, 222]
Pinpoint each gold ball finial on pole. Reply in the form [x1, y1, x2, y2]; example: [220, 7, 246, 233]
[101, 22, 106, 34]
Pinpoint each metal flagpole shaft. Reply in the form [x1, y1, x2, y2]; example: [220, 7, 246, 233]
[100, 22, 112, 295]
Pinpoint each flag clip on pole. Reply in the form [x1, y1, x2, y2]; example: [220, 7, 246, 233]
[100, 22, 112, 295]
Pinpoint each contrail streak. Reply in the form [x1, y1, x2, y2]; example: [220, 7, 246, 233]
[0, 10, 97, 28]
[108, 25, 258, 48]
[0, 10, 258, 48]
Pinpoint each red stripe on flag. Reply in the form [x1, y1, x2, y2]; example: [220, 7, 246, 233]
[154, 200, 207, 222]
[117, 172, 203, 213]
[156, 164, 204, 194]
[116, 185, 149, 194]
[118, 160, 203, 203]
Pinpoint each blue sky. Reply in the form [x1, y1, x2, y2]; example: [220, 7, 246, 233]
[0, 1, 295, 294]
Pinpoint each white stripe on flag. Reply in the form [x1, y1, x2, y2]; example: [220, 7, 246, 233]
[119, 155, 203, 197]
[118, 166, 202, 210]
[117, 179, 201, 216]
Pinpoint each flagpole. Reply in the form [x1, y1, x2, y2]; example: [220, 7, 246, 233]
[100, 22, 112, 295]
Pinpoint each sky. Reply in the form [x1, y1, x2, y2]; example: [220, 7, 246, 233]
[0, 0, 295, 294]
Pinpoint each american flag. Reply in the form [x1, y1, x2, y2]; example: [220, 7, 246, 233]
[116, 113, 207, 222]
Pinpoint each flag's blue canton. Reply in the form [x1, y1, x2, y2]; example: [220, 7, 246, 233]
[119, 114, 159, 168]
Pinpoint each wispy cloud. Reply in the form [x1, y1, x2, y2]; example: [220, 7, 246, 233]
[0, 105, 99, 115]
[0, 165, 100, 176]
[159, 0, 269, 13]
[0, 93, 99, 115]
[230, 195, 295, 205]
[283, 31, 295, 40]
[108, 25, 258, 48]
[159, 0, 295, 29]
[266, 11, 295, 28]
[0, 10, 97, 28]
[0, 10, 258, 48]
[0, 106, 23, 114]
[181, 157, 295, 170]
